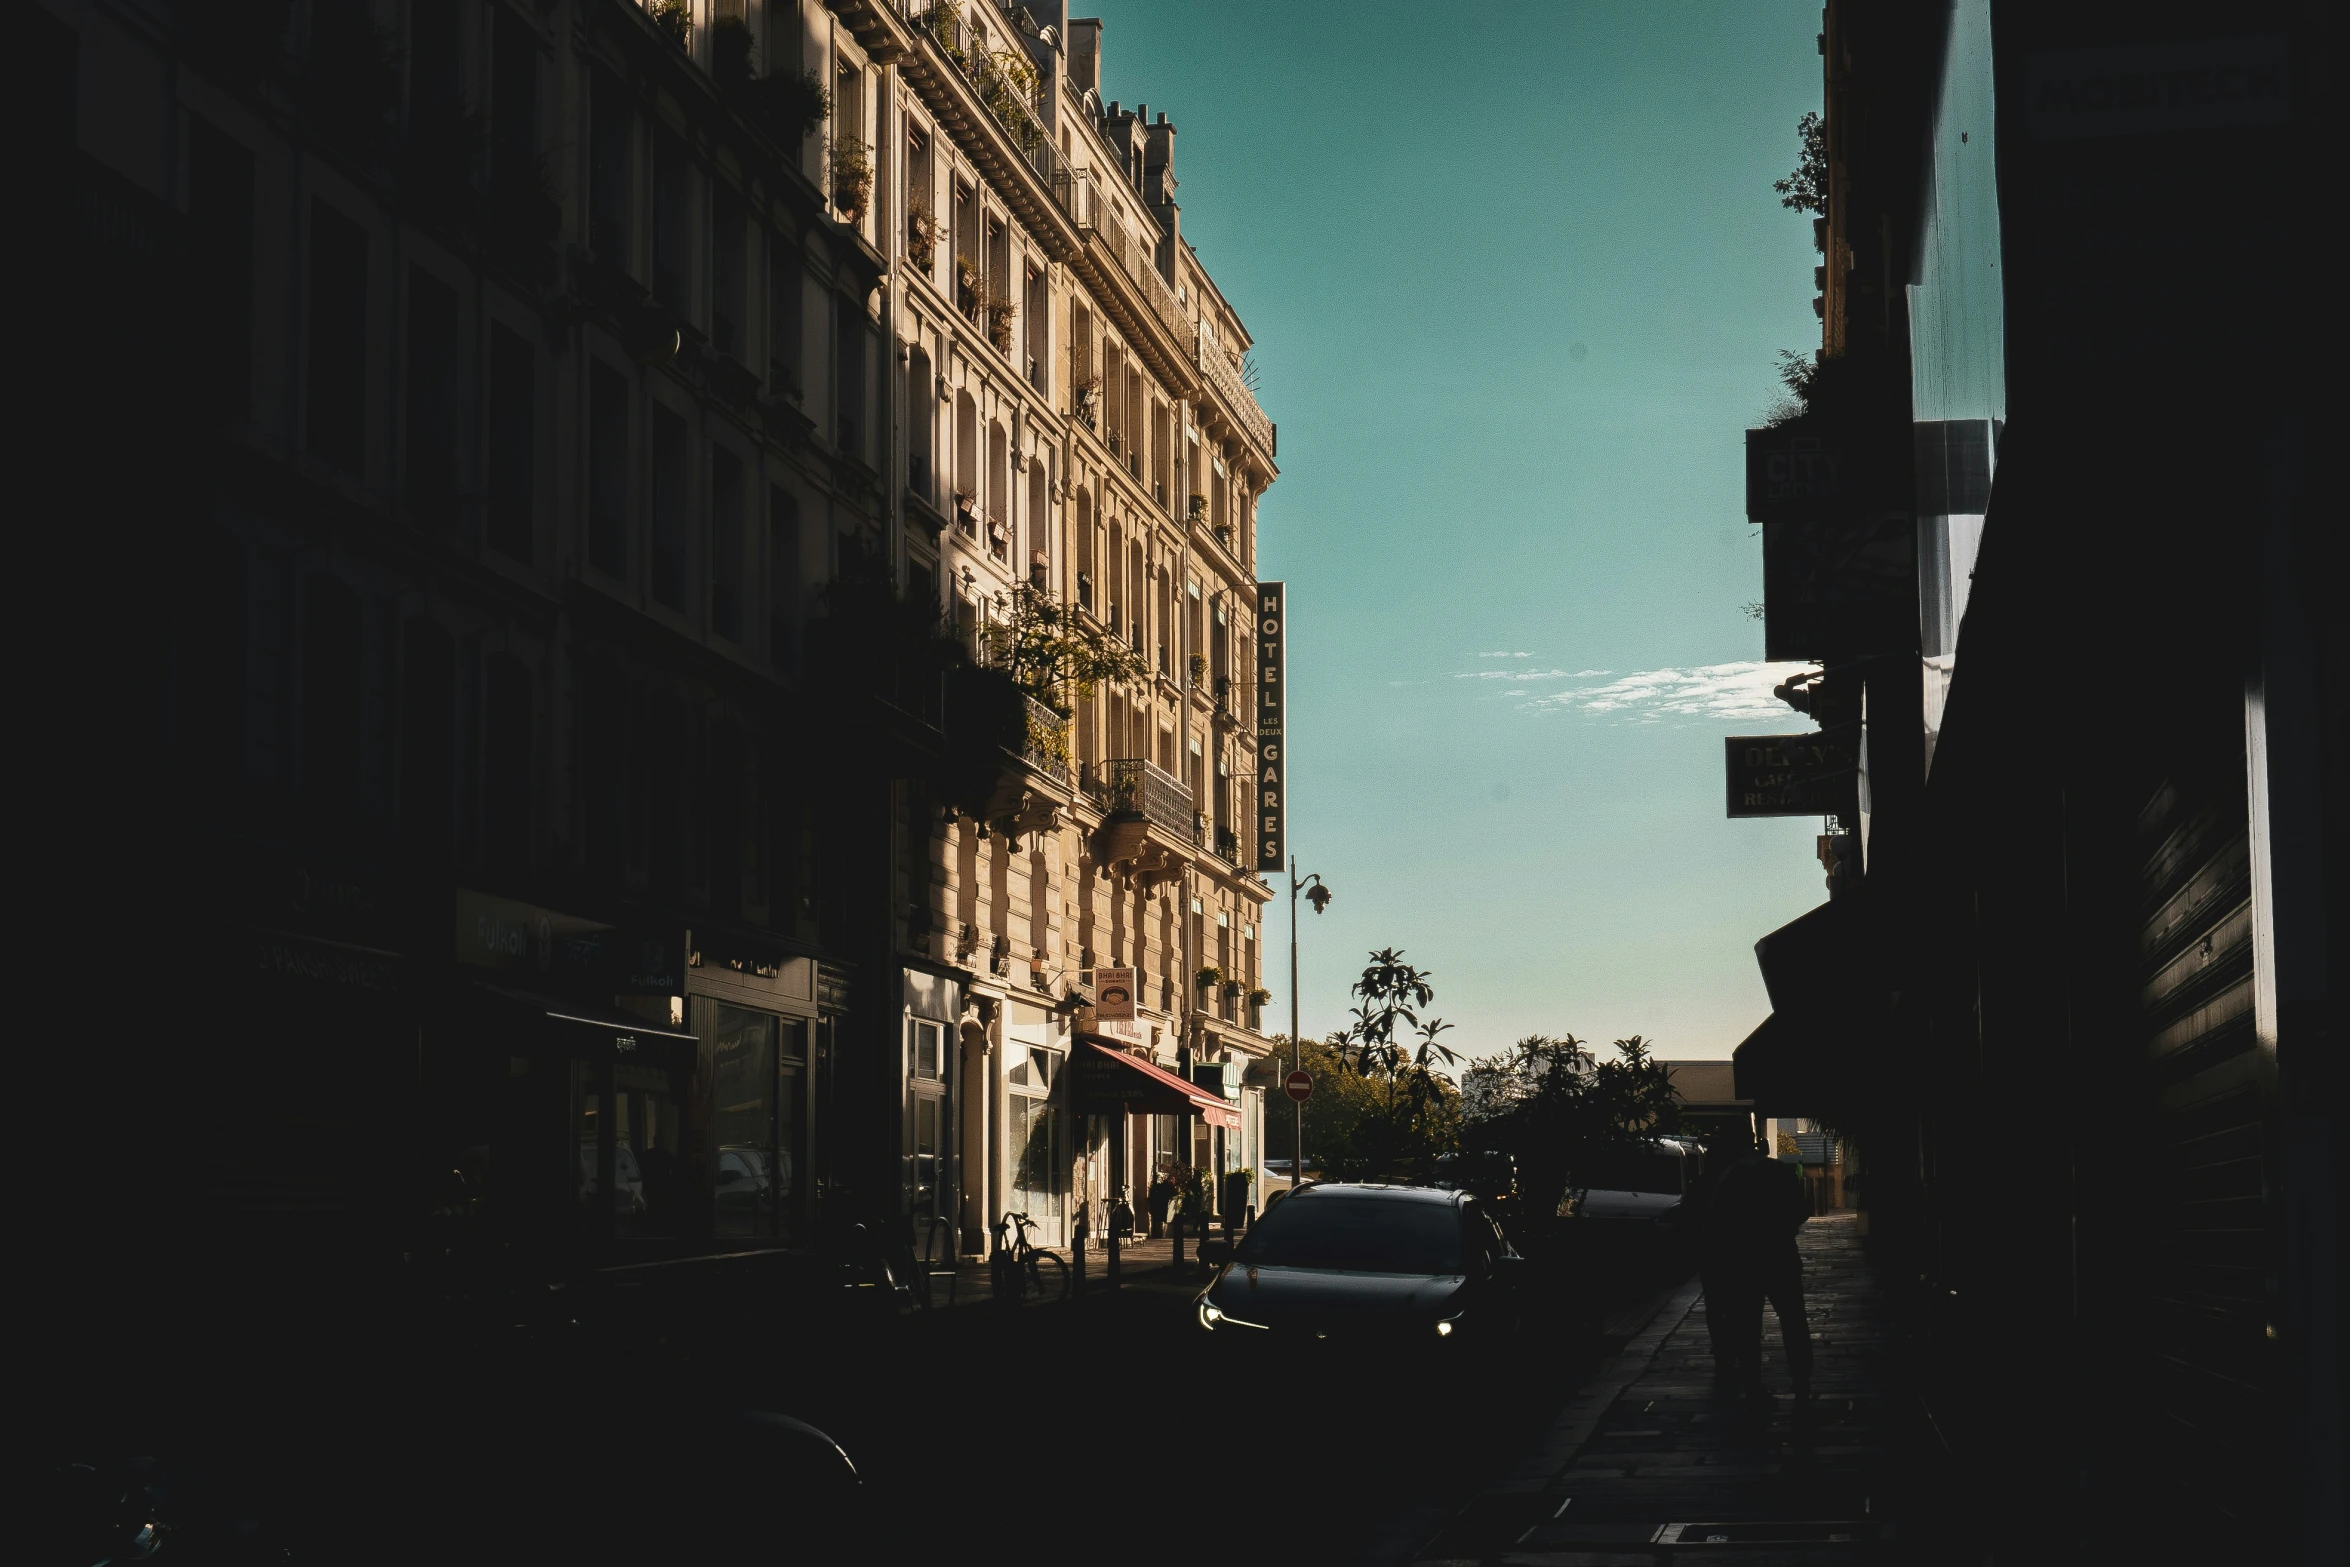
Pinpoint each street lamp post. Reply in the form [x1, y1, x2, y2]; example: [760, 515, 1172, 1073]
[1288, 860, 1329, 1192]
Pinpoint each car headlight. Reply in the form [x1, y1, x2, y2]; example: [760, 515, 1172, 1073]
[1199, 1300, 1225, 1330]
[1435, 1312, 1464, 1338]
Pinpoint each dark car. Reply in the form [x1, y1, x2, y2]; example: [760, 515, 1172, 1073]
[1193, 1183, 1525, 1353]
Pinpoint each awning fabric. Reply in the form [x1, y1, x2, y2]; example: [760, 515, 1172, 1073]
[473, 982, 700, 1066]
[1740, 893, 1890, 1121]
[1070, 1038, 1241, 1129]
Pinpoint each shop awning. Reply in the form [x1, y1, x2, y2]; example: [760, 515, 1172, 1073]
[1070, 1038, 1241, 1129]
[473, 982, 700, 1066]
[1739, 893, 1888, 1122]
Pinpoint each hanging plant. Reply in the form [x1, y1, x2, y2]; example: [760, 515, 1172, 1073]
[830, 135, 872, 222]
[1247, 987, 1271, 1008]
[647, 0, 691, 50]
[984, 290, 1018, 352]
[907, 204, 939, 269]
[955, 254, 983, 318]
[1196, 965, 1223, 991]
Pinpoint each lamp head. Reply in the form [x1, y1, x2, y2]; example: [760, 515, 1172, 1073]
[1305, 882, 1333, 915]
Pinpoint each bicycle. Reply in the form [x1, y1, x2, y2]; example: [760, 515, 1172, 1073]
[988, 1211, 1069, 1303]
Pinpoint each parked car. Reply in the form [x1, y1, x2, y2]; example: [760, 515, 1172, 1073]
[1561, 1138, 1695, 1222]
[1192, 1183, 1525, 1356]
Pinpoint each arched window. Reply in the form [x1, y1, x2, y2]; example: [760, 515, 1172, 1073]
[987, 420, 1009, 559]
[954, 390, 978, 526]
[907, 344, 933, 500]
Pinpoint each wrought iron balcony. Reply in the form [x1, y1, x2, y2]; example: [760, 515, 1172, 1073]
[1019, 693, 1070, 778]
[1084, 758, 1193, 838]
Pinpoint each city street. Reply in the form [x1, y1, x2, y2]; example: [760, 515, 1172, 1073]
[27, 1, 2336, 1562]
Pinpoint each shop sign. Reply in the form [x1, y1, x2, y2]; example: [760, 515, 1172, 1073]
[1760, 513, 1915, 662]
[1724, 727, 1862, 818]
[453, 889, 676, 994]
[1255, 581, 1286, 872]
[1093, 967, 1137, 1021]
[1745, 430, 1842, 523]
[2027, 36, 2288, 141]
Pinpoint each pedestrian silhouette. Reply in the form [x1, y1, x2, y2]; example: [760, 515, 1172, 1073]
[1696, 1132, 1813, 1401]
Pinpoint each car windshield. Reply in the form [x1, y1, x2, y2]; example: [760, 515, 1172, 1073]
[1235, 1195, 1462, 1274]
[1582, 1150, 1685, 1195]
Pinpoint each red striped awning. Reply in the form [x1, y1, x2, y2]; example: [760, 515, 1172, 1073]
[1070, 1038, 1242, 1129]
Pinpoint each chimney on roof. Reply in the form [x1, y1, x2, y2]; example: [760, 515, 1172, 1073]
[1069, 17, 1101, 94]
[1143, 114, 1180, 284]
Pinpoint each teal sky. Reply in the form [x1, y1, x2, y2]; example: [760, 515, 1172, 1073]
[1089, 2, 1828, 1063]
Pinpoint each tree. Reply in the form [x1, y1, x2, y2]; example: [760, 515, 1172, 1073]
[1461, 1034, 1685, 1221]
[1774, 110, 1827, 215]
[981, 583, 1147, 716]
[1319, 950, 1465, 1183]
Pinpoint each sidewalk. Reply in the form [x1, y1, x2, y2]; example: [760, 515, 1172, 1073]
[921, 1232, 1222, 1310]
[1408, 1213, 1944, 1567]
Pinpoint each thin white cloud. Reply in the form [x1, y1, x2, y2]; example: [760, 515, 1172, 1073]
[1476, 651, 1533, 659]
[1455, 666, 1614, 683]
[1516, 661, 1817, 724]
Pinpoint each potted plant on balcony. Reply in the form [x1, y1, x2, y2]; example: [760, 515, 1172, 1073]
[1187, 653, 1208, 688]
[1195, 965, 1222, 998]
[955, 255, 983, 319]
[830, 134, 872, 223]
[984, 290, 1018, 353]
[648, 0, 691, 49]
[1188, 494, 1208, 523]
[1073, 376, 1102, 429]
[907, 202, 939, 270]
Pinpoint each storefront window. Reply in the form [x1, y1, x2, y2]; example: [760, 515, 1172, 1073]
[712, 1004, 777, 1241]
[1009, 1045, 1063, 1233]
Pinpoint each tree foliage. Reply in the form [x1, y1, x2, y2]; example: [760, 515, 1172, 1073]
[1774, 110, 1828, 215]
[982, 583, 1148, 716]
[1461, 1034, 1683, 1220]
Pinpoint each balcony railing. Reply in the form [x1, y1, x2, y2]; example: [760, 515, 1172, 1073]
[1070, 176, 1193, 345]
[1019, 693, 1070, 777]
[1197, 330, 1275, 463]
[901, 1, 1074, 212]
[1084, 758, 1193, 838]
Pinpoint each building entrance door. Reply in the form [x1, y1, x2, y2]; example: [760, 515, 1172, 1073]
[1007, 1043, 1064, 1246]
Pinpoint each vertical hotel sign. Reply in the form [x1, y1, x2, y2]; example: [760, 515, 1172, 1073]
[1255, 582, 1285, 872]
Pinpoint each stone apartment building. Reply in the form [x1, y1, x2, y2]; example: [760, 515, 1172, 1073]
[32, 0, 1281, 1284]
[876, 0, 1283, 1256]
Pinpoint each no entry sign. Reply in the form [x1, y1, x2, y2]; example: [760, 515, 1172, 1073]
[1284, 1069, 1313, 1104]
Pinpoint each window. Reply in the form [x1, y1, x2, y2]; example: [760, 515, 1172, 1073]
[302, 576, 363, 812]
[712, 1004, 780, 1241]
[768, 236, 803, 391]
[1024, 266, 1047, 389]
[708, 717, 743, 907]
[486, 325, 535, 560]
[907, 344, 934, 497]
[588, 67, 630, 261]
[580, 652, 624, 877]
[907, 129, 934, 274]
[403, 268, 459, 532]
[491, 11, 539, 197]
[187, 117, 253, 405]
[588, 362, 629, 577]
[952, 183, 977, 302]
[400, 618, 454, 849]
[305, 200, 368, 472]
[651, 405, 688, 609]
[713, 192, 746, 360]
[767, 485, 800, 671]
[653, 132, 691, 310]
[483, 652, 533, 870]
[835, 298, 867, 459]
[710, 447, 744, 641]
[911, 1018, 944, 1081]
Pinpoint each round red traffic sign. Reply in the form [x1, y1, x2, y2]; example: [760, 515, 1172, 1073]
[1284, 1069, 1313, 1104]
